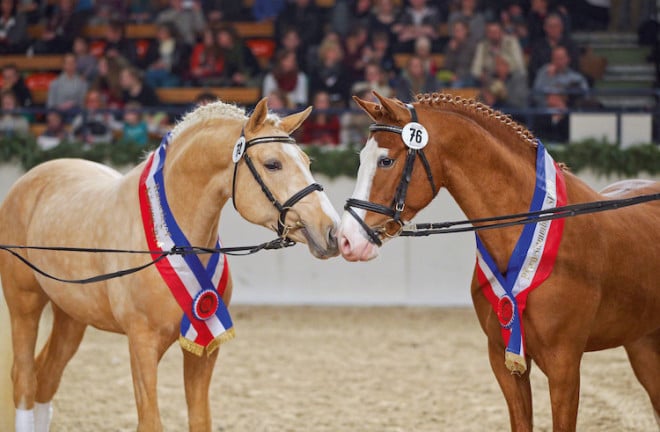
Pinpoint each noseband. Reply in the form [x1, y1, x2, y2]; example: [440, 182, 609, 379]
[344, 104, 437, 246]
[232, 130, 323, 239]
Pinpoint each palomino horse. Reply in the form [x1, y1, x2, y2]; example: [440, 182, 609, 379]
[0, 98, 339, 431]
[337, 92, 659, 431]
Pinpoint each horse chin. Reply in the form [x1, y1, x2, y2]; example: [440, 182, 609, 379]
[289, 226, 339, 260]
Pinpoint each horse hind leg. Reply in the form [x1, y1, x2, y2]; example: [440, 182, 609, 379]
[2, 272, 49, 432]
[624, 329, 660, 429]
[32, 303, 87, 432]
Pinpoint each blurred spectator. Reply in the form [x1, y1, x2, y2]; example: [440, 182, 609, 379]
[0, 0, 28, 54]
[395, 55, 438, 101]
[69, 88, 121, 145]
[440, 20, 478, 88]
[471, 20, 526, 85]
[155, 0, 206, 47]
[119, 101, 149, 146]
[609, 0, 651, 32]
[265, 88, 292, 111]
[533, 92, 569, 142]
[300, 90, 340, 146]
[526, 0, 570, 45]
[414, 36, 439, 76]
[532, 45, 589, 107]
[33, 0, 88, 54]
[341, 82, 376, 145]
[478, 54, 529, 110]
[141, 22, 190, 88]
[500, 3, 529, 52]
[276, 27, 308, 71]
[368, 0, 399, 48]
[72, 36, 98, 83]
[203, 0, 243, 25]
[128, 0, 155, 23]
[392, 0, 444, 53]
[37, 109, 67, 150]
[1, 63, 32, 107]
[92, 55, 128, 109]
[119, 66, 160, 107]
[262, 49, 308, 108]
[351, 61, 394, 98]
[189, 26, 223, 86]
[194, 91, 218, 106]
[102, 19, 139, 67]
[89, 0, 128, 25]
[362, 29, 397, 81]
[17, 0, 43, 25]
[342, 26, 369, 82]
[46, 53, 89, 115]
[275, 0, 323, 56]
[309, 37, 351, 108]
[215, 24, 261, 86]
[0, 89, 29, 136]
[448, 0, 487, 45]
[252, 0, 286, 22]
[527, 13, 580, 86]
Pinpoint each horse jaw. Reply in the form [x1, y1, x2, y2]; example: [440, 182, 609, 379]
[337, 137, 383, 262]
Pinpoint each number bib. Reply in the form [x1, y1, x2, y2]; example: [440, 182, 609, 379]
[401, 122, 429, 149]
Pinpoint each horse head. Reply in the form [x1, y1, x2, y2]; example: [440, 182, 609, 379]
[338, 92, 441, 261]
[232, 98, 340, 259]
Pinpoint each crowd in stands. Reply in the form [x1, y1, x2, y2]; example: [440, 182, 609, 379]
[0, 0, 656, 148]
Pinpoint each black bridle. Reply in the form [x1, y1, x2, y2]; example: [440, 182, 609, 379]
[344, 106, 660, 245]
[344, 104, 437, 246]
[231, 129, 324, 238]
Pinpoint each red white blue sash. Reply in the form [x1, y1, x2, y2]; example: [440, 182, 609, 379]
[138, 134, 233, 356]
[475, 140, 566, 373]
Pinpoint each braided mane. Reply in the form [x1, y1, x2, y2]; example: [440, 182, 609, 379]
[414, 92, 538, 148]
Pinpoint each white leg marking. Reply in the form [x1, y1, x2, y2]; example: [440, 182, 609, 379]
[34, 402, 53, 432]
[15, 408, 35, 432]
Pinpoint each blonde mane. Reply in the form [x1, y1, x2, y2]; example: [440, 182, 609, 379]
[168, 100, 286, 142]
[415, 92, 537, 148]
[169, 100, 248, 141]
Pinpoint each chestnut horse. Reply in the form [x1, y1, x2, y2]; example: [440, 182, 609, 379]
[0, 98, 339, 432]
[337, 92, 659, 431]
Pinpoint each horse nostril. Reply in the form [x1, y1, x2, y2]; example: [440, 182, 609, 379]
[339, 233, 352, 256]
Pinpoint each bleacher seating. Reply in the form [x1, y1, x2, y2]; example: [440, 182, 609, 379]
[156, 87, 261, 106]
[0, 55, 64, 71]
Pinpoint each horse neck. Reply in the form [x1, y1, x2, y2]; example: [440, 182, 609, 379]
[161, 122, 241, 248]
[428, 110, 545, 263]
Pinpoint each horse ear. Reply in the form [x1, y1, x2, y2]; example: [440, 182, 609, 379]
[245, 97, 269, 133]
[373, 92, 409, 122]
[279, 106, 312, 134]
[352, 95, 381, 122]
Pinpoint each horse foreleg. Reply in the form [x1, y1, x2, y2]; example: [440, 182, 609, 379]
[4, 281, 48, 432]
[127, 329, 168, 432]
[538, 348, 582, 432]
[488, 340, 534, 432]
[624, 329, 660, 427]
[183, 347, 219, 432]
[33, 304, 86, 432]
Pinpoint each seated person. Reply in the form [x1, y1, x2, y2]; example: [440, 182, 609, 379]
[299, 90, 340, 146]
[0, 90, 29, 137]
[37, 109, 68, 150]
[532, 45, 589, 108]
[69, 89, 121, 145]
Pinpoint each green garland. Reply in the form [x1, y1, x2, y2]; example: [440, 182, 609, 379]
[1, 136, 658, 178]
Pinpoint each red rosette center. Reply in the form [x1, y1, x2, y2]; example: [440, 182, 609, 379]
[192, 289, 219, 321]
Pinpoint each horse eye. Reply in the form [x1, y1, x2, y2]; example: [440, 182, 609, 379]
[377, 157, 394, 168]
[264, 160, 282, 171]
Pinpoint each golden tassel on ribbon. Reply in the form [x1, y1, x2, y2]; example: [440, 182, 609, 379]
[179, 327, 235, 357]
[505, 351, 527, 375]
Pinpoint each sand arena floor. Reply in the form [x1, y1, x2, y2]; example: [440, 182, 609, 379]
[25, 305, 654, 432]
